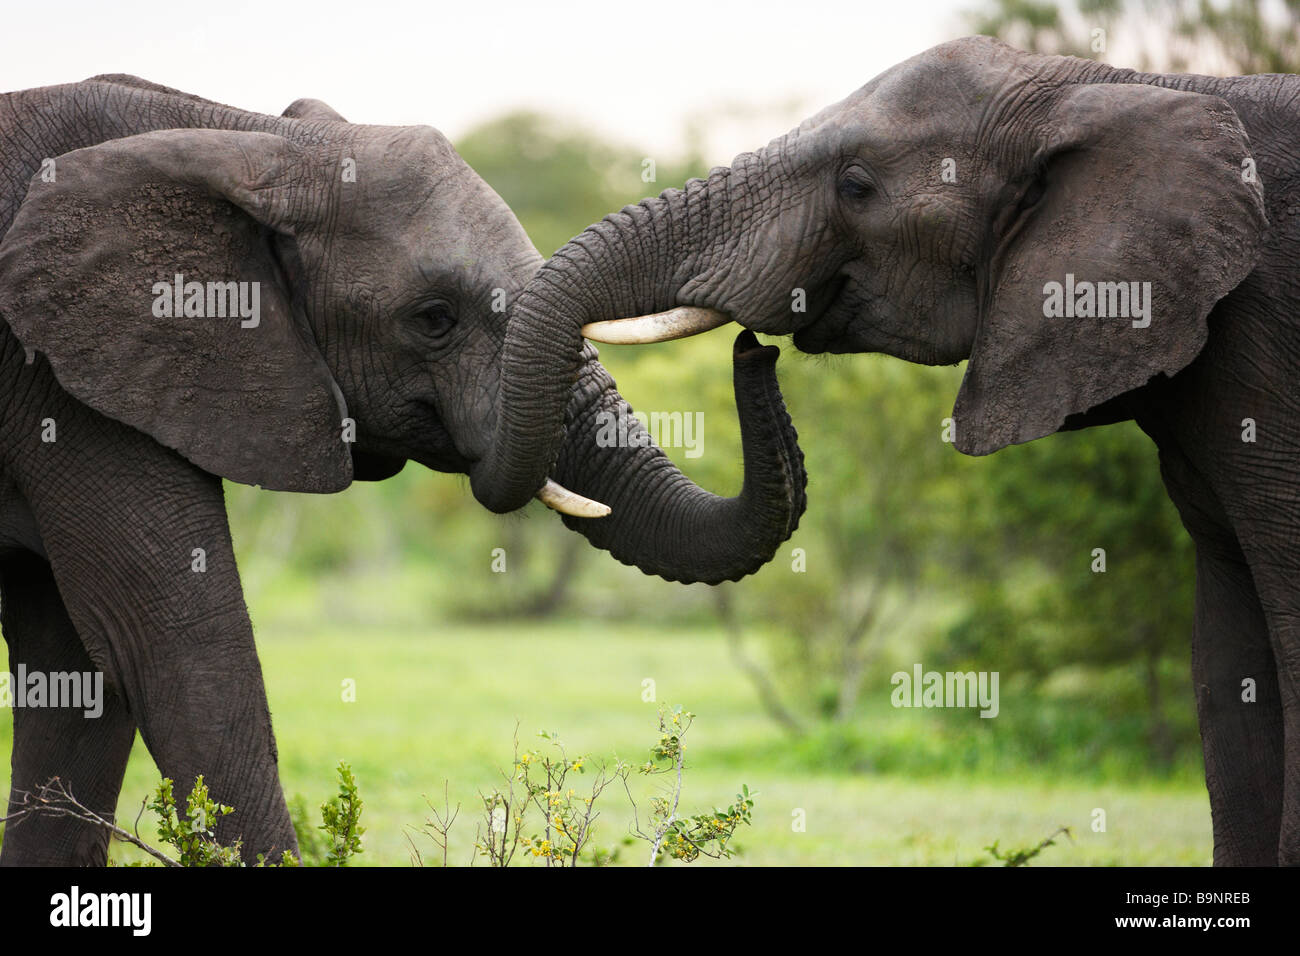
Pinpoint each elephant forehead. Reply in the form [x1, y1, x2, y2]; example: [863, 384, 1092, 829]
[325, 161, 534, 271]
[328, 125, 466, 215]
[844, 37, 1032, 130]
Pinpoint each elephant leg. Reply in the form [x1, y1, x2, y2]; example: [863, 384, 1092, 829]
[1151, 433, 1285, 864]
[1, 551, 136, 866]
[1233, 557, 1300, 865]
[1190, 545, 1285, 865]
[13, 417, 298, 864]
[1186, 441, 1300, 863]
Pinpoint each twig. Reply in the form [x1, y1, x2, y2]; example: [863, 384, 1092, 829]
[646, 746, 685, 866]
[1, 777, 179, 867]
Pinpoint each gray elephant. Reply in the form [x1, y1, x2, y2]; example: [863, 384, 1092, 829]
[524, 37, 1299, 865]
[0, 76, 806, 865]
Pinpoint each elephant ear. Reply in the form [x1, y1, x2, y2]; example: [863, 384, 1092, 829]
[0, 129, 352, 492]
[952, 82, 1267, 456]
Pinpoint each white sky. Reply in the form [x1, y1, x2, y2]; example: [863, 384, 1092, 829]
[4, 0, 972, 166]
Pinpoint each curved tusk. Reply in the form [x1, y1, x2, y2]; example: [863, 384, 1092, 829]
[581, 306, 732, 345]
[535, 479, 611, 518]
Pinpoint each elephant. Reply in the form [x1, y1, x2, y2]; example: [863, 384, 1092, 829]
[0, 76, 806, 865]
[520, 36, 1300, 865]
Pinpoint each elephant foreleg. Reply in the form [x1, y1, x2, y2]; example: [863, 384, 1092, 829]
[1191, 545, 1285, 865]
[12, 408, 299, 865]
[1233, 554, 1300, 865]
[1, 551, 136, 866]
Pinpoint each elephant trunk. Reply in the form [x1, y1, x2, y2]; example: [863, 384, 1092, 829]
[553, 335, 805, 584]
[473, 167, 807, 583]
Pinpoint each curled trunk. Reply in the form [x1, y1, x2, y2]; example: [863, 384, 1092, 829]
[554, 333, 805, 584]
[475, 169, 807, 583]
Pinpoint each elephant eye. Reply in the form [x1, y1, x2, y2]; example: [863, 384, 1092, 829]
[838, 169, 875, 203]
[418, 301, 457, 338]
[1013, 159, 1051, 219]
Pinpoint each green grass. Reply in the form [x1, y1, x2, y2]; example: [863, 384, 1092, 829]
[1, 617, 1211, 865]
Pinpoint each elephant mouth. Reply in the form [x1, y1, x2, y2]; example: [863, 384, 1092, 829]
[426, 399, 612, 518]
[789, 273, 854, 351]
[468, 455, 610, 518]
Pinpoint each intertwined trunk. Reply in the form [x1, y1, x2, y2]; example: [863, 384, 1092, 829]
[477, 168, 808, 583]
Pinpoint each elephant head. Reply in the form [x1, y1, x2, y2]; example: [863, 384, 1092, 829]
[532, 37, 1266, 457]
[0, 102, 804, 583]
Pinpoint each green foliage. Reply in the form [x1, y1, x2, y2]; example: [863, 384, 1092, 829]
[969, 0, 1300, 74]
[288, 793, 329, 866]
[633, 706, 756, 865]
[456, 111, 707, 257]
[460, 706, 756, 867]
[937, 424, 1197, 766]
[1184, 0, 1300, 73]
[119, 764, 363, 867]
[650, 784, 755, 864]
[149, 776, 242, 867]
[319, 762, 365, 866]
[969, 0, 1120, 56]
[722, 684, 1201, 783]
[473, 728, 624, 867]
[979, 826, 1074, 866]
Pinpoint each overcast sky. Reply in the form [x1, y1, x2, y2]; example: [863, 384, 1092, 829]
[5, 0, 974, 166]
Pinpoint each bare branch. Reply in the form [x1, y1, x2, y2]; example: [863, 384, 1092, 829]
[1, 777, 179, 867]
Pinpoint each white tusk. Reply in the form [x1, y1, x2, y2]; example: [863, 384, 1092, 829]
[581, 307, 732, 344]
[535, 479, 611, 518]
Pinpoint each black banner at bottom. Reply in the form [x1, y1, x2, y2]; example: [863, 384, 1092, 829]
[0, 864, 1280, 941]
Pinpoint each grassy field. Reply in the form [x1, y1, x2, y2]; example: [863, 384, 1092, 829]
[1, 614, 1211, 865]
